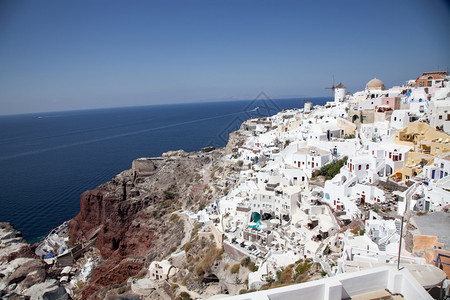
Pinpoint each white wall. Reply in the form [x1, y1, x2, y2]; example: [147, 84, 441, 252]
[390, 110, 411, 130]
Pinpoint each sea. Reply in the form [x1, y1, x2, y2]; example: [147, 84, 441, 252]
[0, 97, 329, 243]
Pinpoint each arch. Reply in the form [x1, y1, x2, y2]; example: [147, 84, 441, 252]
[385, 165, 393, 176]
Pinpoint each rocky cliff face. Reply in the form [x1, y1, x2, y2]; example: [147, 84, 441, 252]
[68, 148, 236, 299]
[69, 186, 153, 259]
[0, 222, 59, 299]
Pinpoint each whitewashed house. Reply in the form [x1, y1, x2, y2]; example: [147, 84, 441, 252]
[423, 152, 450, 181]
[428, 98, 450, 133]
[149, 260, 177, 281]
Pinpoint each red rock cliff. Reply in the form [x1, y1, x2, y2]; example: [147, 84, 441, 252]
[68, 151, 229, 299]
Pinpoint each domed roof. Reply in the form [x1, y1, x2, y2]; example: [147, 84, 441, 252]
[366, 78, 385, 90]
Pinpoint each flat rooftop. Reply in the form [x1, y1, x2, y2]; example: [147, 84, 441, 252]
[412, 212, 450, 250]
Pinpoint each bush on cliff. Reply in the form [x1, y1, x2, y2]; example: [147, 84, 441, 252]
[316, 156, 348, 180]
[240, 257, 251, 267]
[230, 264, 240, 274]
[177, 291, 191, 300]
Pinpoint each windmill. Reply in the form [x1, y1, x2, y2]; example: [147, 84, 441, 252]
[325, 76, 335, 98]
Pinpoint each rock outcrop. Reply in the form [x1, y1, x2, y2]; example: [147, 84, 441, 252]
[0, 222, 54, 298]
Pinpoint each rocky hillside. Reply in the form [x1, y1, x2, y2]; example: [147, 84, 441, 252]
[68, 130, 247, 299]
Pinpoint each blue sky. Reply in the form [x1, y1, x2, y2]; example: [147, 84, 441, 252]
[0, 0, 449, 115]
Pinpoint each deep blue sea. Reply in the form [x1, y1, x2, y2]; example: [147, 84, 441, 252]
[0, 97, 329, 243]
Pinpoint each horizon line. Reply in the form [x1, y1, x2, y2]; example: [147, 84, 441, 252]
[0, 96, 332, 117]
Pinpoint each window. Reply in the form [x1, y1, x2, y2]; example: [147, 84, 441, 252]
[358, 165, 362, 170]
[366, 164, 369, 170]
[419, 82, 424, 87]
[439, 115, 443, 120]
[394, 117, 397, 121]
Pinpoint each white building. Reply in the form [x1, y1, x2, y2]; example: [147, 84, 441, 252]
[423, 152, 450, 182]
[290, 147, 331, 171]
[334, 83, 346, 103]
[423, 176, 450, 211]
[149, 260, 177, 281]
[390, 110, 416, 130]
[360, 121, 391, 143]
[366, 142, 411, 176]
[428, 98, 450, 133]
[351, 184, 386, 205]
[251, 185, 301, 219]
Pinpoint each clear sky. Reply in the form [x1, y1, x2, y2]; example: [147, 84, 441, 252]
[0, 0, 449, 115]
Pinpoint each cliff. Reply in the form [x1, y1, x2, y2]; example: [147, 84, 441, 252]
[68, 146, 242, 299]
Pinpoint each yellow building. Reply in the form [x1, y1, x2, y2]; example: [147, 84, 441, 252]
[393, 122, 450, 181]
[394, 122, 450, 155]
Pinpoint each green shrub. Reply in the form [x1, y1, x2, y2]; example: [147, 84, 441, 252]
[318, 156, 348, 180]
[230, 264, 240, 274]
[179, 291, 191, 300]
[241, 257, 251, 267]
[248, 262, 258, 272]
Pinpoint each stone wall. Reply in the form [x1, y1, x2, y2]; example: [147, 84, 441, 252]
[132, 158, 156, 177]
[223, 241, 247, 261]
